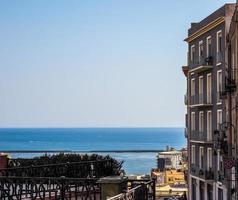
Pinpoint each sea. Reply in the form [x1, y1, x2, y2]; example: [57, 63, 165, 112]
[0, 128, 186, 175]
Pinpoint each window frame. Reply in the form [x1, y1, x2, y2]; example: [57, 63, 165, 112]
[191, 45, 195, 62]
[191, 145, 196, 164]
[206, 36, 212, 57]
[199, 111, 204, 132]
[199, 146, 204, 168]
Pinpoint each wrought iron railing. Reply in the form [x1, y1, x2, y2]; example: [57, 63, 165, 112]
[184, 93, 188, 105]
[190, 94, 212, 106]
[190, 130, 212, 142]
[216, 52, 223, 64]
[0, 176, 100, 200]
[0, 160, 114, 178]
[190, 164, 214, 180]
[189, 56, 213, 68]
[107, 180, 156, 200]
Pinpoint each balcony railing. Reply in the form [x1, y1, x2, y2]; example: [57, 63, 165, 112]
[184, 128, 188, 138]
[217, 170, 225, 183]
[190, 130, 212, 142]
[0, 160, 114, 178]
[0, 176, 100, 200]
[0, 176, 156, 200]
[184, 93, 188, 105]
[216, 52, 223, 64]
[220, 71, 237, 98]
[217, 91, 223, 102]
[190, 164, 214, 180]
[108, 180, 156, 200]
[190, 94, 212, 107]
[189, 56, 213, 73]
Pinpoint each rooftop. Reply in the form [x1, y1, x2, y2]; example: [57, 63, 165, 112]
[188, 4, 235, 36]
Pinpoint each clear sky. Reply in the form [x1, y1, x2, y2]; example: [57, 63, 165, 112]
[0, 0, 235, 128]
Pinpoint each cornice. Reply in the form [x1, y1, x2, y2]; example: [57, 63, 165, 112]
[185, 17, 225, 43]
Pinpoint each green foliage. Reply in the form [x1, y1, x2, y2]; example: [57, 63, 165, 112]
[8, 153, 123, 178]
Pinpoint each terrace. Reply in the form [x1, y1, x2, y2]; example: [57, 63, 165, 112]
[0, 154, 156, 200]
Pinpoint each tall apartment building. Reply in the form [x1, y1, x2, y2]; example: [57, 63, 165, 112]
[225, 3, 238, 200]
[182, 4, 235, 200]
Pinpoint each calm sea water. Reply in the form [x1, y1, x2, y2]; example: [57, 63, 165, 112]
[0, 128, 185, 174]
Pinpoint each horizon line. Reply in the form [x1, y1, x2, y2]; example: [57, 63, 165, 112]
[0, 126, 185, 129]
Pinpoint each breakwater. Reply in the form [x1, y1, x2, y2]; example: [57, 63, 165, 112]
[0, 149, 163, 153]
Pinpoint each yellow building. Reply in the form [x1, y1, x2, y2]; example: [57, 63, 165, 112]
[164, 169, 185, 185]
[156, 185, 187, 200]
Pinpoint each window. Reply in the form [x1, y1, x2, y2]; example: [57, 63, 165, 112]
[217, 31, 222, 63]
[217, 110, 222, 129]
[199, 147, 204, 168]
[199, 111, 204, 132]
[199, 76, 203, 103]
[192, 178, 197, 200]
[217, 150, 220, 171]
[191, 45, 195, 63]
[191, 112, 196, 131]
[218, 188, 223, 200]
[207, 36, 212, 57]
[191, 78, 195, 96]
[191, 78, 195, 104]
[199, 41, 204, 64]
[207, 111, 212, 141]
[217, 31, 222, 52]
[231, 37, 236, 80]
[191, 145, 196, 164]
[207, 74, 212, 103]
[207, 148, 212, 169]
[217, 70, 222, 102]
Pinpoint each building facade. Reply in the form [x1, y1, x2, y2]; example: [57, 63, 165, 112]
[158, 150, 183, 170]
[225, 3, 238, 200]
[183, 4, 236, 200]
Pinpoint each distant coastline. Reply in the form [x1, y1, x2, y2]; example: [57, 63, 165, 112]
[0, 149, 165, 153]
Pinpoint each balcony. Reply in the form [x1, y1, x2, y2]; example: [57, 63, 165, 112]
[190, 130, 213, 143]
[190, 164, 214, 181]
[190, 94, 212, 107]
[184, 128, 188, 138]
[184, 93, 188, 105]
[189, 56, 213, 73]
[217, 170, 225, 183]
[219, 73, 236, 98]
[216, 52, 223, 64]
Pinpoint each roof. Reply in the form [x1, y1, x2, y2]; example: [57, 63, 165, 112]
[185, 4, 236, 42]
[159, 151, 181, 155]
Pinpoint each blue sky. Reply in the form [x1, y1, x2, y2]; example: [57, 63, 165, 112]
[0, 0, 235, 128]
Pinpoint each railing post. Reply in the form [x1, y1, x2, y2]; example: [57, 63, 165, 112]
[99, 176, 128, 200]
[152, 178, 156, 200]
[60, 176, 66, 200]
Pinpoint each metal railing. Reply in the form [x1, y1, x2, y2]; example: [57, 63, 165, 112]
[156, 190, 186, 198]
[216, 52, 223, 64]
[0, 176, 100, 200]
[184, 93, 188, 105]
[190, 130, 212, 142]
[190, 94, 212, 105]
[108, 180, 156, 200]
[191, 130, 206, 141]
[189, 56, 213, 68]
[184, 128, 188, 138]
[190, 164, 214, 180]
[0, 160, 114, 178]
[217, 91, 223, 102]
